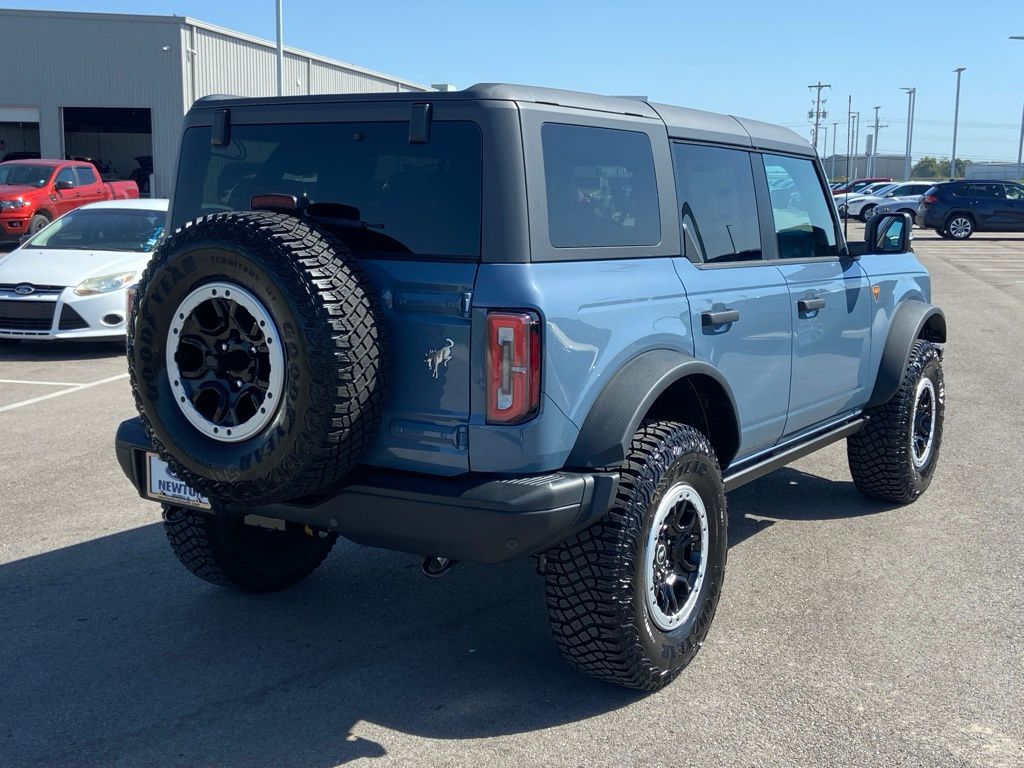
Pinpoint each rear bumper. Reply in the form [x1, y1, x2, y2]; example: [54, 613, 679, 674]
[115, 418, 619, 563]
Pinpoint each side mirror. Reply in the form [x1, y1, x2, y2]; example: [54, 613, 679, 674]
[54, 180, 75, 191]
[865, 212, 913, 254]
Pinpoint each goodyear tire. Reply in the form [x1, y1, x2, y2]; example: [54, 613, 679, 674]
[847, 340, 944, 503]
[129, 211, 385, 505]
[544, 421, 727, 691]
[163, 506, 337, 592]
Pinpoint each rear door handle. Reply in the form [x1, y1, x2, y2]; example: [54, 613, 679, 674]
[701, 309, 740, 327]
[797, 298, 826, 313]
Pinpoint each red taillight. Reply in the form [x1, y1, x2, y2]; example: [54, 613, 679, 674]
[923, 194, 938, 204]
[486, 311, 541, 424]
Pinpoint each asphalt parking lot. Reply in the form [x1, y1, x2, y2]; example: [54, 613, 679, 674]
[1, 227, 1022, 768]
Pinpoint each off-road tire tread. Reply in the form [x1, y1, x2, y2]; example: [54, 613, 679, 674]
[847, 340, 943, 502]
[163, 506, 337, 592]
[128, 210, 385, 504]
[544, 421, 722, 691]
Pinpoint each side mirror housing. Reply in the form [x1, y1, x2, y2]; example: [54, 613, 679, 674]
[54, 180, 74, 191]
[864, 212, 913, 254]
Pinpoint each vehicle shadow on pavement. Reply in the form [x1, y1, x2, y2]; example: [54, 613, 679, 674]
[727, 467, 900, 548]
[0, 340, 125, 362]
[0, 523, 641, 767]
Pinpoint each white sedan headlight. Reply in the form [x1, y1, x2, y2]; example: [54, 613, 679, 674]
[73, 272, 136, 296]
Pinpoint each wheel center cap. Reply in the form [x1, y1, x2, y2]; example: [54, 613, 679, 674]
[655, 543, 667, 565]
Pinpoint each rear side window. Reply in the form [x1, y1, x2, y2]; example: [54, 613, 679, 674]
[75, 166, 98, 185]
[542, 123, 660, 248]
[672, 143, 762, 263]
[173, 121, 482, 259]
[762, 154, 839, 260]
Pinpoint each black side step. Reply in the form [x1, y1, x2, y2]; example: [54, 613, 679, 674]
[723, 417, 866, 493]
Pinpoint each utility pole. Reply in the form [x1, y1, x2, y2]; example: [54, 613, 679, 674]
[847, 96, 854, 182]
[808, 81, 831, 148]
[832, 121, 839, 181]
[852, 111, 861, 177]
[951, 67, 966, 179]
[868, 106, 888, 177]
[821, 124, 828, 162]
[902, 87, 916, 180]
[275, 0, 284, 97]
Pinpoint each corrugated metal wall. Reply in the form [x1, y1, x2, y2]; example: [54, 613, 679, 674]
[0, 11, 184, 198]
[0, 10, 429, 199]
[186, 22, 426, 103]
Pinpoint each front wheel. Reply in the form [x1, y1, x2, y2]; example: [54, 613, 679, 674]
[28, 214, 49, 236]
[544, 421, 727, 691]
[859, 204, 876, 222]
[163, 506, 338, 592]
[847, 340, 945, 503]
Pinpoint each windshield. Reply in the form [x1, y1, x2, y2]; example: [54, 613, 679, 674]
[0, 164, 54, 188]
[173, 121, 482, 259]
[863, 183, 898, 197]
[26, 208, 166, 252]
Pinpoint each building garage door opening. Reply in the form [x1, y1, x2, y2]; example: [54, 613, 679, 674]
[0, 106, 41, 162]
[62, 107, 153, 195]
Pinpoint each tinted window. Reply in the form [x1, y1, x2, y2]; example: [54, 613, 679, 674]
[0, 164, 53, 187]
[27, 208, 165, 252]
[75, 166, 98, 185]
[762, 154, 839, 260]
[55, 167, 77, 187]
[672, 143, 761, 263]
[542, 123, 660, 248]
[174, 122, 482, 259]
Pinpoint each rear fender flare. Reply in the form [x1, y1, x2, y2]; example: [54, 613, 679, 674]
[566, 349, 740, 469]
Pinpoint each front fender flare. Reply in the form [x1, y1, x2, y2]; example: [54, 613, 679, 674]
[866, 300, 946, 409]
[565, 349, 740, 468]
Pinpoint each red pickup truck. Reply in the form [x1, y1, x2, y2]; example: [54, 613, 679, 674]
[0, 159, 139, 243]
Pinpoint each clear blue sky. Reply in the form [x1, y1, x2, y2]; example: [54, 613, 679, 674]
[10, 0, 1024, 162]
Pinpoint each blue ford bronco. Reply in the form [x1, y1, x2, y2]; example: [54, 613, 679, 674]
[116, 84, 946, 691]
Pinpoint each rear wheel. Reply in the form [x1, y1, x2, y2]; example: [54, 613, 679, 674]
[544, 421, 727, 691]
[163, 506, 337, 592]
[945, 215, 974, 240]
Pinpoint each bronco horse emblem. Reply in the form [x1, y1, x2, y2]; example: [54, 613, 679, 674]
[425, 338, 455, 379]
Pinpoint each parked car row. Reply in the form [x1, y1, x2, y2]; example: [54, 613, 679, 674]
[838, 181, 934, 221]
[0, 158, 139, 241]
[0, 198, 167, 343]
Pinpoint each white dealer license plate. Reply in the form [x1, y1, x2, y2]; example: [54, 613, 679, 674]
[146, 452, 211, 509]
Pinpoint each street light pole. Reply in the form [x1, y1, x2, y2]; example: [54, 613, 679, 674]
[832, 121, 839, 181]
[276, 0, 284, 97]
[1012, 38, 1024, 181]
[902, 87, 916, 180]
[951, 67, 966, 180]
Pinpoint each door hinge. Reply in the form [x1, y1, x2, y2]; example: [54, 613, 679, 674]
[455, 425, 469, 450]
[460, 291, 473, 318]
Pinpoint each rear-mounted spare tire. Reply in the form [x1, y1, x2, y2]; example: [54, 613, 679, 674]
[128, 210, 385, 505]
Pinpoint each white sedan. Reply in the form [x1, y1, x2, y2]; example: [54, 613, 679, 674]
[0, 199, 167, 342]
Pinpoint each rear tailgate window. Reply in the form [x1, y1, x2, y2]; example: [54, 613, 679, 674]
[173, 121, 482, 259]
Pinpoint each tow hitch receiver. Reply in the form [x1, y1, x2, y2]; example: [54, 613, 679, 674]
[421, 556, 458, 578]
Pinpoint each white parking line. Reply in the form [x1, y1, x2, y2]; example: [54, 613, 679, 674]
[0, 373, 129, 413]
[0, 378, 85, 387]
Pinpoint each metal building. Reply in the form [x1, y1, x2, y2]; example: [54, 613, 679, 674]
[0, 9, 429, 197]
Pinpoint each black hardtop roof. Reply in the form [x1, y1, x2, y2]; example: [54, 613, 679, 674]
[193, 82, 813, 156]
